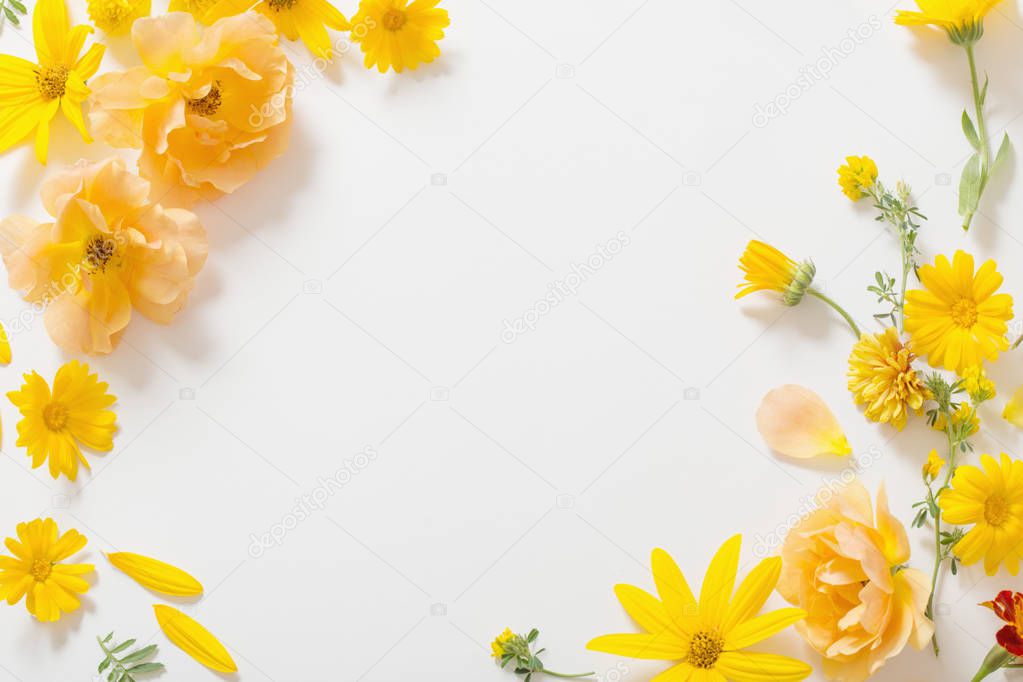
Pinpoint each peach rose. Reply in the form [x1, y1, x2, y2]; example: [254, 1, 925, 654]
[778, 480, 934, 681]
[89, 12, 293, 204]
[0, 158, 208, 355]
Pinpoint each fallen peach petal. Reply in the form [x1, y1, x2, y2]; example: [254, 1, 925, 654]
[756, 385, 851, 458]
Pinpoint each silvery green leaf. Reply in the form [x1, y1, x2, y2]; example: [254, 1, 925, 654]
[126, 662, 165, 674]
[994, 133, 1011, 171]
[119, 645, 158, 665]
[111, 639, 136, 654]
[962, 111, 980, 150]
[958, 153, 982, 216]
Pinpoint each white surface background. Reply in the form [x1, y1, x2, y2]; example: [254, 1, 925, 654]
[1, 0, 1023, 680]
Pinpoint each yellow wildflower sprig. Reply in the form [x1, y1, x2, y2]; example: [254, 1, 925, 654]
[96, 632, 165, 680]
[493, 628, 593, 680]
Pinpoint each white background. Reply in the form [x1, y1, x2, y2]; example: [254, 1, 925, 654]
[1, 0, 1023, 680]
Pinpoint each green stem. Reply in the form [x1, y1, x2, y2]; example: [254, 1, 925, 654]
[541, 671, 595, 679]
[808, 289, 861, 337]
[963, 42, 990, 231]
[898, 248, 911, 333]
[925, 427, 959, 655]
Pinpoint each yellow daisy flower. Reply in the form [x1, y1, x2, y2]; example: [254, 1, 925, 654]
[735, 240, 815, 306]
[0, 518, 93, 622]
[837, 155, 878, 201]
[7, 361, 117, 481]
[204, 0, 350, 58]
[587, 535, 811, 681]
[939, 453, 1023, 575]
[350, 0, 450, 73]
[847, 327, 930, 430]
[86, 0, 150, 34]
[904, 250, 1013, 373]
[896, 0, 1001, 43]
[923, 448, 945, 482]
[0, 0, 105, 164]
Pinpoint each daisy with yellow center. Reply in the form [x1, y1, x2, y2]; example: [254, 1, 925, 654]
[837, 155, 878, 201]
[350, 0, 450, 73]
[87, 0, 150, 35]
[0, 0, 105, 164]
[939, 453, 1023, 575]
[847, 327, 930, 430]
[588, 535, 811, 681]
[904, 250, 1012, 373]
[8, 361, 117, 481]
[0, 518, 93, 622]
[203, 0, 349, 58]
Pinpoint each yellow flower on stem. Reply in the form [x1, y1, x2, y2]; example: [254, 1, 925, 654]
[939, 453, 1023, 575]
[962, 364, 996, 402]
[350, 0, 450, 73]
[0, 518, 93, 622]
[847, 327, 930, 430]
[895, 0, 1000, 43]
[923, 448, 945, 482]
[837, 155, 878, 201]
[0, 0, 105, 164]
[588, 535, 811, 681]
[87, 0, 150, 35]
[7, 361, 117, 481]
[904, 250, 1013, 373]
[490, 628, 514, 658]
[932, 402, 980, 435]
[203, 0, 349, 58]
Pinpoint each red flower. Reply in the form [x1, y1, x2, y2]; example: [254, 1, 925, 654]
[981, 591, 1023, 656]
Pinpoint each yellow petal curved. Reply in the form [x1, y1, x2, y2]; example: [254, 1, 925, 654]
[586, 633, 686, 660]
[108, 552, 203, 596]
[720, 556, 780, 634]
[0, 323, 10, 364]
[154, 604, 237, 673]
[715, 651, 812, 681]
[726, 608, 807, 649]
[699, 534, 741, 628]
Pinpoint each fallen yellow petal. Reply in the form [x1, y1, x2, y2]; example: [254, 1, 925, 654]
[107, 552, 203, 596]
[0, 323, 10, 364]
[756, 385, 851, 458]
[1004, 385, 1023, 428]
[154, 604, 237, 673]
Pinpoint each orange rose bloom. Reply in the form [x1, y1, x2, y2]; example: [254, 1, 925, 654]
[778, 480, 934, 681]
[0, 158, 208, 355]
[89, 12, 293, 204]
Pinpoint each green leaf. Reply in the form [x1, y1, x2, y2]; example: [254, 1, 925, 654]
[962, 111, 981, 150]
[111, 639, 136, 654]
[980, 74, 989, 106]
[126, 662, 165, 674]
[119, 645, 158, 665]
[958, 152, 983, 217]
[8, 0, 25, 12]
[99, 657, 112, 673]
[993, 133, 1011, 171]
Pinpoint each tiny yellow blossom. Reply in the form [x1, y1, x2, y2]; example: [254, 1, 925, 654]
[923, 448, 945, 481]
[837, 155, 878, 201]
[933, 403, 980, 436]
[490, 628, 514, 658]
[962, 364, 996, 402]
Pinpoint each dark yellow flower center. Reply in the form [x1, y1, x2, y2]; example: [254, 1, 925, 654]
[985, 494, 1009, 526]
[951, 298, 978, 328]
[382, 8, 407, 30]
[686, 630, 724, 669]
[42, 403, 69, 432]
[187, 81, 223, 117]
[84, 235, 118, 273]
[267, 0, 296, 11]
[36, 65, 69, 101]
[31, 559, 52, 582]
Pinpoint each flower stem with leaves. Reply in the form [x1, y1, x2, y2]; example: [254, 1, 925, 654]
[863, 179, 925, 331]
[96, 632, 165, 681]
[493, 628, 593, 681]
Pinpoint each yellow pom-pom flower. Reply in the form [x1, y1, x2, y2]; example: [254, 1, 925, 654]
[588, 535, 811, 680]
[904, 250, 1013, 373]
[896, 0, 1001, 43]
[735, 240, 816, 306]
[847, 328, 930, 430]
[7, 361, 117, 481]
[939, 453, 1023, 575]
[0, 0, 105, 164]
[350, 0, 450, 73]
[87, 0, 150, 34]
[0, 518, 93, 622]
[837, 155, 878, 201]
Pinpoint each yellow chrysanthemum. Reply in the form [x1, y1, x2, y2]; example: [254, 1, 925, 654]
[588, 535, 811, 681]
[896, 0, 1001, 42]
[0, 518, 93, 622]
[962, 364, 996, 402]
[939, 453, 1023, 575]
[203, 0, 350, 58]
[848, 327, 930, 430]
[350, 0, 450, 73]
[904, 250, 1013, 373]
[7, 361, 117, 481]
[923, 448, 945, 481]
[490, 628, 514, 658]
[837, 155, 878, 201]
[735, 240, 815, 306]
[0, 0, 105, 164]
[87, 0, 150, 34]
